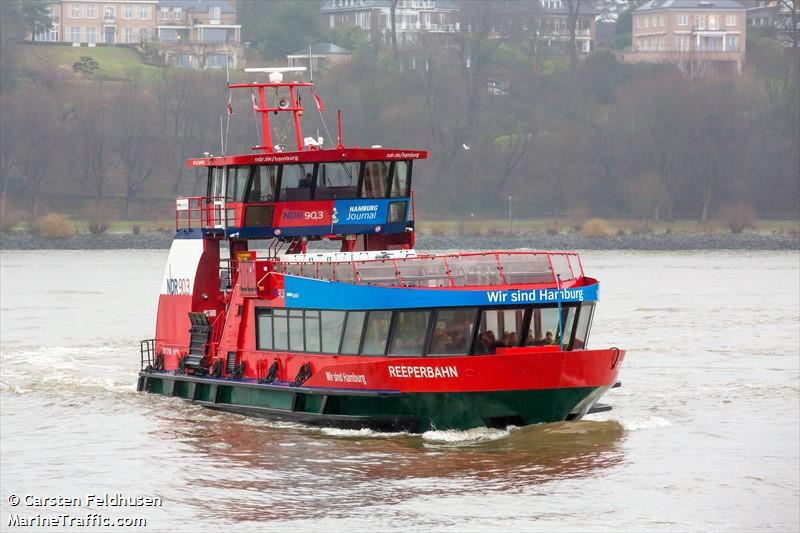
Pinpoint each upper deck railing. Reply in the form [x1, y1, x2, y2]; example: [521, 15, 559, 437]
[267, 251, 584, 288]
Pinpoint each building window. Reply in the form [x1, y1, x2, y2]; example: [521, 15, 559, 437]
[726, 35, 738, 50]
[124, 27, 133, 43]
[86, 4, 96, 18]
[103, 26, 114, 44]
[202, 28, 228, 43]
[70, 5, 80, 18]
[678, 14, 688, 26]
[139, 28, 150, 42]
[173, 7, 182, 20]
[677, 35, 689, 51]
[726, 14, 736, 26]
[139, 6, 150, 20]
[659, 15, 664, 26]
[694, 14, 705, 29]
[636, 16, 641, 29]
[644, 16, 649, 28]
[104, 6, 114, 22]
[123, 5, 133, 19]
[160, 7, 169, 20]
[159, 28, 180, 43]
[206, 54, 233, 69]
[210, 6, 221, 22]
[70, 26, 81, 43]
[85, 26, 96, 44]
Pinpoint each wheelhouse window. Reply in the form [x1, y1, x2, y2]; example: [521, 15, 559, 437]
[227, 166, 250, 201]
[388, 310, 431, 355]
[430, 308, 478, 355]
[475, 307, 528, 353]
[389, 160, 411, 197]
[361, 311, 392, 355]
[246, 165, 277, 202]
[316, 162, 359, 199]
[209, 166, 225, 198]
[361, 161, 389, 198]
[279, 164, 313, 201]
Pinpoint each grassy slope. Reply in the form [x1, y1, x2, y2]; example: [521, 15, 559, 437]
[15, 42, 162, 81]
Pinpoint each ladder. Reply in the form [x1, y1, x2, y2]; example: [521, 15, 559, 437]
[185, 312, 211, 369]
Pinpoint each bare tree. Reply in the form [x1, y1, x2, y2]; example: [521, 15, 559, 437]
[390, 0, 399, 62]
[563, 0, 581, 70]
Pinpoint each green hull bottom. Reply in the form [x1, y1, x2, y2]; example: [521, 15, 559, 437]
[138, 373, 608, 432]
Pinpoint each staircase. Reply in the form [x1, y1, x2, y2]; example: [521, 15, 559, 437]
[186, 312, 211, 369]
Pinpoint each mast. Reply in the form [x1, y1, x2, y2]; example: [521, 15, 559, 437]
[228, 67, 312, 154]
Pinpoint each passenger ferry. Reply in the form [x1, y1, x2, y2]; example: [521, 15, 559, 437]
[137, 68, 624, 432]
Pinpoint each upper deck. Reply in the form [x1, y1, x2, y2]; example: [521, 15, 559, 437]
[248, 250, 587, 290]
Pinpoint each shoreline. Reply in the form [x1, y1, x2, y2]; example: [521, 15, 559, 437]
[1, 232, 798, 251]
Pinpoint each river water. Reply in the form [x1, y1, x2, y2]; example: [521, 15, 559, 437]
[1, 249, 798, 532]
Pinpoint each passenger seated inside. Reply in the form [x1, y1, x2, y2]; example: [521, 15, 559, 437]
[544, 331, 554, 345]
[502, 331, 517, 347]
[299, 173, 312, 187]
[477, 330, 497, 354]
[531, 331, 546, 346]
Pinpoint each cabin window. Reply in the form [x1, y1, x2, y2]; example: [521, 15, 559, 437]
[321, 310, 346, 353]
[388, 310, 431, 355]
[289, 310, 304, 351]
[429, 308, 478, 355]
[227, 166, 251, 201]
[527, 305, 576, 347]
[361, 161, 389, 198]
[279, 164, 313, 201]
[573, 303, 594, 349]
[387, 201, 407, 224]
[475, 307, 528, 353]
[273, 309, 289, 351]
[246, 165, 277, 202]
[304, 310, 321, 353]
[389, 160, 411, 197]
[361, 311, 392, 355]
[209, 166, 225, 198]
[256, 309, 273, 350]
[316, 162, 359, 199]
[340, 311, 366, 354]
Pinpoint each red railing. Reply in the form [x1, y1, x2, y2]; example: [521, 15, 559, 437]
[175, 196, 230, 230]
[268, 251, 584, 288]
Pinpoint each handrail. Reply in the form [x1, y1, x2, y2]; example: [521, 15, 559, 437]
[268, 250, 582, 288]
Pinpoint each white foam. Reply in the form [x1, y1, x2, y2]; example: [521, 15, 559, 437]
[421, 425, 518, 444]
[619, 416, 672, 431]
[319, 427, 407, 439]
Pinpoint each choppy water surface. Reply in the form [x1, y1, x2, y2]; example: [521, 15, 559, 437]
[1, 249, 798, 531]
